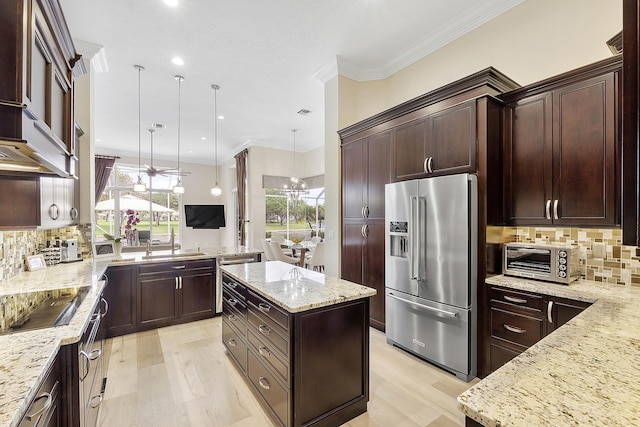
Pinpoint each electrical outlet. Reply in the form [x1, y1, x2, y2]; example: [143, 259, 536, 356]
[593, 242, 606, 259]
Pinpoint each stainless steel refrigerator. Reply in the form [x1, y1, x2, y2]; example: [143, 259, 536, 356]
[385, 173, 477, 381]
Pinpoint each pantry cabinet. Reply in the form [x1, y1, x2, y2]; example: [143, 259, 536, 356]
[502, 56, 620, 227]
[102, 265, 137, 337]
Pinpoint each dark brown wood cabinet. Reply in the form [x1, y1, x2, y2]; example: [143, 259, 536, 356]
[0, 176, 40, 228]
[221, 272, 370, 427]
[341, 132, 390, 331]
[0, 0, 84, 177]
[19, 350, 61, 427]
[502, 57, 620, 227]
[488, 284, 591, 373]
[137, 259, 215, 331]
[103, 265, 137, 338]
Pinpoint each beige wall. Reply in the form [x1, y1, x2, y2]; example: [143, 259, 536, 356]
[325, 0, 622, 277]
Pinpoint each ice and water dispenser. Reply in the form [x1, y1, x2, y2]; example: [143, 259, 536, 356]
[388, 221, 409, 258]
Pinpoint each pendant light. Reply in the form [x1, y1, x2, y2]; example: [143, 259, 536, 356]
[132, 65, 147, 192]
[210, 84, 222, 196]
[282, 129, 308, 201]
[173, 75, 185, 194]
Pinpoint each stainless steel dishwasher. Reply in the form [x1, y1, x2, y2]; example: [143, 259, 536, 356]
[216, 253, 261, 313]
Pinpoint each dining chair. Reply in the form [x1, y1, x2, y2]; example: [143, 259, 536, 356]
[269, 241, 301, 265]
[305, 242, 325, 272]
[261, 239, 276, 261]
[270, 234, 293, 255]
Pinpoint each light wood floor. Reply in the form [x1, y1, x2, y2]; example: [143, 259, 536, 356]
[98, 317, 479, 427]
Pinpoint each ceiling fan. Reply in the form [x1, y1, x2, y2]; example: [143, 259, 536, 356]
[143, 126, 190, 178]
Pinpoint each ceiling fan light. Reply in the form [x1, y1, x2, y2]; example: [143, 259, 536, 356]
[211, 184, 222, 196]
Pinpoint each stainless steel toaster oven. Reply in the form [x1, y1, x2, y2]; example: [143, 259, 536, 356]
[503, 243, 580, 284]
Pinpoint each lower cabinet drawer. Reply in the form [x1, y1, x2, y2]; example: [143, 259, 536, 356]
[222, 318, 247, 372]
[489, 339, 525, 373]
[248, 331, 290, 386]
[248, 310, 289, 359]
[247, 351, 289, 427]
[491, 307, 544, 348]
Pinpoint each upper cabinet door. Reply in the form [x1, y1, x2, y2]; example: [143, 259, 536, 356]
[342, 138, 366, 220]
[428, 100, 477, 176]
[505, 92, 554, 225]
[552, 73, 617, 226]
[366, 132, 391, 220]
[391, 119, 428, 181]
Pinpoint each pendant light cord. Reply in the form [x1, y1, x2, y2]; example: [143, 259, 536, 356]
[214, 85, 218, 183]
[176, 76, 183, 179]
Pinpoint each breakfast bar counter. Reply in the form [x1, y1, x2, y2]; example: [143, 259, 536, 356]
[458, 275, 640, 426]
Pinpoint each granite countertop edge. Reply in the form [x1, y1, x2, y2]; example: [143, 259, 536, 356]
[457, 275, 640, 427]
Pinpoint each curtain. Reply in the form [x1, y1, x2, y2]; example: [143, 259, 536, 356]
[95, 156, 116, 205]
[235, 149, 249, 246]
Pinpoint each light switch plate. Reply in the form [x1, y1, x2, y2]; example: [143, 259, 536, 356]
[593, 242, 606, 259]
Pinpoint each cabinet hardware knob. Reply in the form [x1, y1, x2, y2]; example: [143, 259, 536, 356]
[229, 314, 237, 322]
[258, 324, 271, 335]
[228, 298, 237, 306]
[258, 377, 271, 390]
[504, 324, 526, 334]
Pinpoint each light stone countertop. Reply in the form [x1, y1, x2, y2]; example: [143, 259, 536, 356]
[457, 275, 640, 427]
[107, 246, 262, 266]
[0, 246, 261, 427]
[221, 261, 377, 313]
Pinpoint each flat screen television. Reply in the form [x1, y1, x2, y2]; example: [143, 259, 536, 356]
[184, 204, 226, 229]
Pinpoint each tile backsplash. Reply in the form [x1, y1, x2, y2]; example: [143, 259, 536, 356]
[0, 225, 92, 281]
[515, 227, 640, 287]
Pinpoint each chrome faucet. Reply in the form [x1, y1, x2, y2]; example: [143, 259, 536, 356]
[146, 240, 152, 257]
[170, 227, 175, 255]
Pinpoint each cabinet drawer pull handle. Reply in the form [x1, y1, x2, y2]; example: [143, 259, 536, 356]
[258, 303, 270, 312]
[70, 207, 78, 220]
[228, 339, 237, 347]
[258, 346, 271, 358]
[172, 265, 186, 269]
[504, 324, 526, 334]
[428, 157, 433, 174]
[90, 394, 103, 408]
[228, 298, 237, 306]
[100, 297, 109, 318]
[258, 377, 270, 390]
[175, 277, 179, 290]
[504, 295, 527, 304]
[547, 300, 554, 323]
[553, 199, 559, 220]
[258, 324, 271, 335]
[26, 391, 53, 421]
[365, 206, 370, 218]
[423, 157, 429, 174]
[545, 200, 551, 220]
[229, 314, 237, 322]
[228, 282, 237, 289]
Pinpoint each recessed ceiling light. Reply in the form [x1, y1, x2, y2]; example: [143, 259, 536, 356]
[164, 0, 178, 7]
[96, 139, 101, 142]
[218, 115, 224, 120]
[200, 137, 207, 140]
[172, 57, 184, 66]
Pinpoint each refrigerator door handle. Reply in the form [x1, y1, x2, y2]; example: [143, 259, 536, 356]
[410, 197, 419, 280]
[388, 293, 458, 318]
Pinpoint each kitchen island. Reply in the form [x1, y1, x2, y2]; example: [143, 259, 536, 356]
[220, 261, 377, 427]
[458, 275, 640, 426]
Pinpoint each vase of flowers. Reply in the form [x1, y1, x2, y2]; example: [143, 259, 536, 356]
[123, 209, 141, 246]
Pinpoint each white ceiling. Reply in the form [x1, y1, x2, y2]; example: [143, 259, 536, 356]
[59, 0, 525, 166]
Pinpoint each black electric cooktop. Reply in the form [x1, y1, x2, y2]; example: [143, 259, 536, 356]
[2, 286, 91, 335]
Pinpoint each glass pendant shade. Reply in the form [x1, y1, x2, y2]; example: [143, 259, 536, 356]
[211, 185, 222, 196]
[133, 177, 146, 192]
[173, 179, 185, 194]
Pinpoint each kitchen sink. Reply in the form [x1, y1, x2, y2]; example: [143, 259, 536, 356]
[1, 286, 90, 335]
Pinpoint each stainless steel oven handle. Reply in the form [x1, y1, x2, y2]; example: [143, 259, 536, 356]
[387, 293, 457, 317]
[547, 300, 554, 323]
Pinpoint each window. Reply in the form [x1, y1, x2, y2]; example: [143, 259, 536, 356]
[95, 163, 181, 245]
[265, 187, 325, 241]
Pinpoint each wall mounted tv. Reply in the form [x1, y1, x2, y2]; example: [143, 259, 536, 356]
[184, 204, 226, 229]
